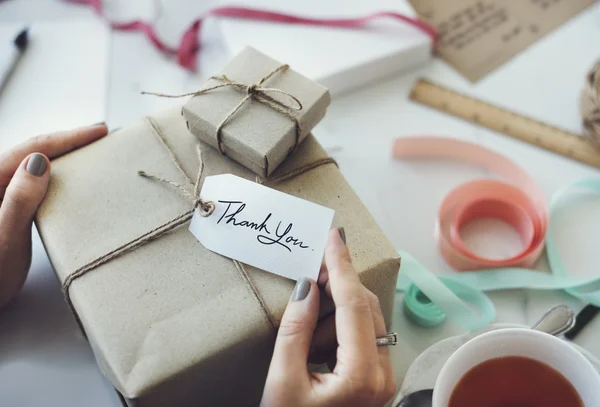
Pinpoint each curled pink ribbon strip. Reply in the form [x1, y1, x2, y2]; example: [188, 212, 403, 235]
[63, 0, 438, 71]
[393, 136, 548, 271]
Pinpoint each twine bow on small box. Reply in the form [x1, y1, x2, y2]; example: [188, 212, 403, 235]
[142, 64, 304, 156]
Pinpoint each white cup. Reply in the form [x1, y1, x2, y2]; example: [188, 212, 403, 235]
[432, 328, 600, 406]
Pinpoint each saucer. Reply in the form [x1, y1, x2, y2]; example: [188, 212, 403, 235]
[391, 323, 600, 407]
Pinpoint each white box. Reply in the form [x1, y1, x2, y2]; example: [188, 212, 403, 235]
[217, 0, 432, 95]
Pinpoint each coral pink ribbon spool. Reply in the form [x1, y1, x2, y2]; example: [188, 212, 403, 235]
[393, 136, 548, 271]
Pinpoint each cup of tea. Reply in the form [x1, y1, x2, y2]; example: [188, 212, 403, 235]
[432, 328, 600, 407]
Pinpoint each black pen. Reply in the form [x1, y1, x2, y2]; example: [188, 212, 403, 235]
[0, 28, 29, 97]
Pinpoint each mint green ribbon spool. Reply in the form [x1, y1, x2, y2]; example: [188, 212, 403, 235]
[396, 178, 600, 330]
[403, 284, 446, 328]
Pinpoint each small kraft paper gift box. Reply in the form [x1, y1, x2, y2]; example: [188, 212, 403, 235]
[178, 46, 331, 178]
[36, 111, 399, 405]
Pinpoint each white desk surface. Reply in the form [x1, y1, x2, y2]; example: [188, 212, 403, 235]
[2, 1, 600, 406]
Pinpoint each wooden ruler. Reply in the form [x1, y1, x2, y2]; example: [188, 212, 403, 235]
[409, 79, 600, 169]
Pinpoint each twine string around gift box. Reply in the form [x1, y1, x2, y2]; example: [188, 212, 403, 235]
[142, 63, 303, 169]
[61, 116, 337, 333]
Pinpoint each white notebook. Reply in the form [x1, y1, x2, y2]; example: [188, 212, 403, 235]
[217, 0, 432, 95]
[0, 19, 109, 151]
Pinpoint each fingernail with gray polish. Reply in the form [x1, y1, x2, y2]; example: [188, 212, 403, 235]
[26, 153, 47, 176]
[292, 278, 311, 301]
[92, 121, 106, 127]
[338, 227, 346, 244]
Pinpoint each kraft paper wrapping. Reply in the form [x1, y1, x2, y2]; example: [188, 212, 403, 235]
[182, 46, 331, 178]
[35, 107, 400, 407]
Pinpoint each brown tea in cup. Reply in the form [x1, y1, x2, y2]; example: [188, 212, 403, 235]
[449, 356, 583, 407]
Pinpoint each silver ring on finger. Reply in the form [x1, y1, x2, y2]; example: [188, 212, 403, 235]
[376, 332, 397, 347]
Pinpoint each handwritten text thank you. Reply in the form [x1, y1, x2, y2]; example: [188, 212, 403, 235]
[189, 174, 334, 281]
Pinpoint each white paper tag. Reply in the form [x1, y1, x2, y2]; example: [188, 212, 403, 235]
[189, 174, 335, 281]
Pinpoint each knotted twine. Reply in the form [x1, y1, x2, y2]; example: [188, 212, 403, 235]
[61, 117, 337, 332]
[582, 59, 600, 146]
[142, 64, 303, 163]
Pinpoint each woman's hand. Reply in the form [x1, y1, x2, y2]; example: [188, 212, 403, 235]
[0, 123, 108, 309]
[261, 228, 396, 407]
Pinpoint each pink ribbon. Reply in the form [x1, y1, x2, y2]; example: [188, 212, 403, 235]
[393, 137, 548, 271]
[64, 0, 438, 71]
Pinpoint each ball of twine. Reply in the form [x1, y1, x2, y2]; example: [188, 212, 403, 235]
[581, 59, 600, 146]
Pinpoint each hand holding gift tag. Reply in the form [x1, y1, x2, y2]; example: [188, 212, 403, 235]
[189, 174, 334, 282]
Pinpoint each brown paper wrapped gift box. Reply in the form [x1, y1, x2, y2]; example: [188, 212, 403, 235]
[35, 107, 400, 406]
